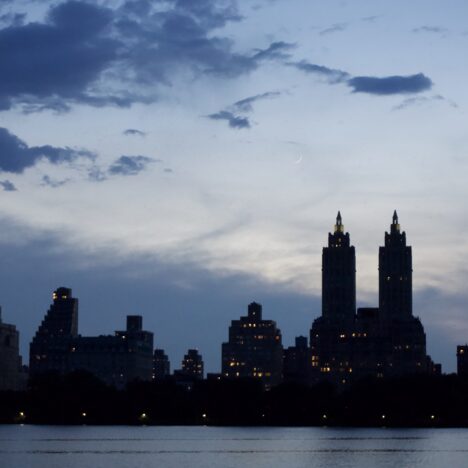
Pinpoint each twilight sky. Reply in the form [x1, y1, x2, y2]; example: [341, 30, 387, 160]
[1, 0, 468, 373]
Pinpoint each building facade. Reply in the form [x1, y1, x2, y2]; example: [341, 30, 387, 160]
[310, 212, 438, 386]
[457, 345, 468, 377]
[30, 288, 153, 388]
[0, 307, 27, 391]
[153, 348, 170, 380]
[222, 302, 283, 388]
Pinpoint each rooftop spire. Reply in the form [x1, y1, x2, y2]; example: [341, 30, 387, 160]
[334, 211, 344, 233]
[391, 210, 400, 233]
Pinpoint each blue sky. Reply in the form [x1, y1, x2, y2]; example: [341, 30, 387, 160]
[1, 0, 467, 372]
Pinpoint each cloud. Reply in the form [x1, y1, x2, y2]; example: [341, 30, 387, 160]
[108, 155, 157, 176]
[291, 60, 433, 97]
[319, 22, 348, 36]
[0, 127, 94, 174]
[348, 73, 433, 95]
[0, 0, 288, 111]
[207, 111, 251, 129]
[0, 1, 120, 111]
[123, 128, 146, 137]
[413, 26, 448, 34]
[41, 175, 70, 188]
[361, 15, 380, 23]
[393, 94, 458, 111]
[251, 41, 295, 61]
[288, 60, 350, 84]
[208, 90, 282, 129]
[232, 91, 282, 112]
[0, 179, 16, 191]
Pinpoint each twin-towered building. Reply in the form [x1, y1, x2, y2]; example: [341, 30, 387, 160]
[7, 211, 450, 390]
[308, 211, 438, 385]
[222, 211, 440, 387]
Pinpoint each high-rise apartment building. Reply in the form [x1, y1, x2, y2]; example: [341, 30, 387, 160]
[222, 302, 283, 388]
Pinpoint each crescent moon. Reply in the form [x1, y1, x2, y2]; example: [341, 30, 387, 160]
[294, 154, 303, 164]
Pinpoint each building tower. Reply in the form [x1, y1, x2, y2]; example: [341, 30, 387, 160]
[29, 287, 79, 375]
[322, 212, 356, 324]
[379, 211, 413, 320]
[310, 213, 356, 383]
[222, 302, 283, 389]
[180, 349, 204, 380]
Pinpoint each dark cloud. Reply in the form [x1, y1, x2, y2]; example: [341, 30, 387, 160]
[0, 224, 317, 373]
[251, 41, 295, 61]
[0, 179, 16, 191]
[348, 73, 433, 95]
[291, 60, 433, 97]
[123, 128, 146, 137]
[232, 91, 282, 112]
[319, 22, 348, 36]
[1, 0, 285, 111]
[164, 168, 174, 173]
[0, 127, 94, 174]
[0, 1, 120, 110]
[207, 111, 251, 129]
[108, 155, 157, 176]
[288, 60, 350, 83]
[41, 175, 70, 188]
[413, 26, 448, 34]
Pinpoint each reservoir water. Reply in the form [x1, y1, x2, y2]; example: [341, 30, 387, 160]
[1, 425, 468, 468]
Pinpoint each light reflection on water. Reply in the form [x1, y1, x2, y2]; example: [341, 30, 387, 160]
[1, 426, 468, 468]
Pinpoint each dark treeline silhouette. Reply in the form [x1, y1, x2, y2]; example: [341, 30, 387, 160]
[2, 371, 468, 427]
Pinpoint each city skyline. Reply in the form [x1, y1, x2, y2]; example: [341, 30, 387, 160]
[1, 0, 468, 372]
[0, 211, 463, 374]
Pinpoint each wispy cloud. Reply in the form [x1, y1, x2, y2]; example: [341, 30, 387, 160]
[288, 60, 350, 84]
[413, 26, 448, 34]
[208, 90, 283, 129]
[319, 22, 348, 36]
[393, 94, 457, 111]
[123, 128, 146, 137]
[0, 179, 17, 191]
[108, 155, 158, 176]
[207, 111, 251, 129]
[232, 91, 282, 112]
[41, 175, 70, 188]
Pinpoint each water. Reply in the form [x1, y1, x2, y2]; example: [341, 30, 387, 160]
[1, 425, 468, 468]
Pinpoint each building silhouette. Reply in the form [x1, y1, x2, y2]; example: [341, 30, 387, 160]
[283, 336, 310, 385]
[0, 307, 27, 391]
[457, 345, 468, 377]
[182, 349, 204, 379]
[30, 288, 153, 388]
[153, 348, 170, 380]
[310, 212, 438, 385]
[221, 302, 283, 388]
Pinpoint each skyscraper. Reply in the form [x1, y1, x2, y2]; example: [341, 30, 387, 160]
[379, 211, 412, 320]
[322, 212, 356, 323]
[309, 211, 438, 385]
[310, 213, 356, 383]
[222, 302, 283, 388]
[30, 287, 79, 375]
